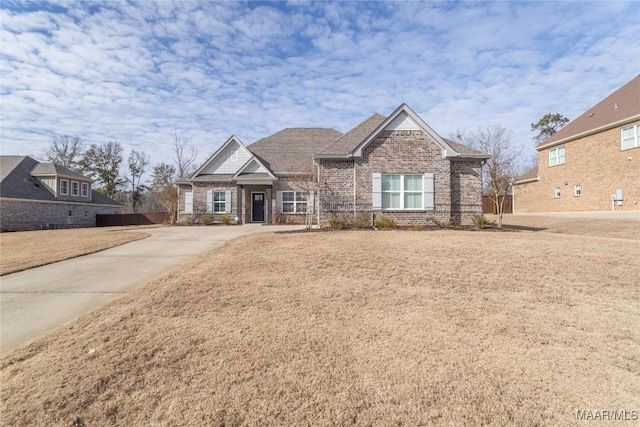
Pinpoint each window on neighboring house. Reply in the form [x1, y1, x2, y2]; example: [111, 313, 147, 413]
[66, 210, 73, 224]
[622, 124, 639, 150]
[60, 179, 69, 195]
[574, 184, 581, 196]
[555, 187, 561, 198]
[280, 191, 307, 213]
[71, 181, 79, 196]
[184, 191, 193, 214]
[382, 174, 423, 209]
[81, 182, 89, 197]
[549, 146, 566, 166]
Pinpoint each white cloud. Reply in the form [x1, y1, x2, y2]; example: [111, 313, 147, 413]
[1, 0, 638, 176]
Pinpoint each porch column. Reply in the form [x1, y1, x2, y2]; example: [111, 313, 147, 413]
[266, 185, 272, 224]
[236, 185, 243, 224]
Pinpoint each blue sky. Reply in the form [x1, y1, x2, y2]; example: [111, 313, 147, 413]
[1, 1, 639, 172]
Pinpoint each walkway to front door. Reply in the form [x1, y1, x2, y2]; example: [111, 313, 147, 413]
[252, 192, 265, 222]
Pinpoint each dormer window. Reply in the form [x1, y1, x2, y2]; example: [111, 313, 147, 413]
[81, 182, 89, 197]
[60, 179, 69, 195]
[71, 181, 79, 196]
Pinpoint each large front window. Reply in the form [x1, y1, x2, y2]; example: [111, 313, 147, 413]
[622, 124, 639, 150]
[382, 174, 423, 210]
[549, 146, 565, 166]
[282, 191, 307, 213]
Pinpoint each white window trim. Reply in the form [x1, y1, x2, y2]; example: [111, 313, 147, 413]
[206, 189, 232, 213]
[279, 191, 308, 214]
[554, 187, 561, 198]
[60, 179, 69, 195]
[71, 181, 79, 196]
[81, 182, 89, 198]
[574, 184, 581, 197]
[381, 174, 424, 210]
[621, 124, 639, 150]
[549, 146, 566, 166]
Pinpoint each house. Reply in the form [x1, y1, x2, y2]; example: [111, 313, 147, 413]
[514, 74, 640, 213]
[176, 104, 490, 226]
[0, 156, 123, 231]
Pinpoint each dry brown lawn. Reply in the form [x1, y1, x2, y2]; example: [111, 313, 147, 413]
[1, 226, 639, 426]
[489, 214, 640, 240]
[0, 227, 150, 275]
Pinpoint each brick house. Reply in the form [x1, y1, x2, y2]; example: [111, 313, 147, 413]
[514, 74, 640, 213]
[176, 104, 490, 226]
[0, 156, 122, 231]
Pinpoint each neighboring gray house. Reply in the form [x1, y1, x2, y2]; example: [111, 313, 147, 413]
[0, 156, 122, 231]
[176, 104, 490, 226]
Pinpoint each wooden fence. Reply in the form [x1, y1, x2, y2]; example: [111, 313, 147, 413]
[96, 212, 170, 227]
[482, 195, 513, 214]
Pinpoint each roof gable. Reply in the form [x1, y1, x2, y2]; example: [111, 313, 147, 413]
[538, 74, 640, 149]
[232, 157, 276, 180]
[193, 136, 253, 177]
[352, 104, 489, 159]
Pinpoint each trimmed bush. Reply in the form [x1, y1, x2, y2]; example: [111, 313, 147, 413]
[375, 215, 397, 229]
[353, 211, 372, 229]
[329, 217, 346, 230]
[220, 214, 234, 225]
[471, 214, 490, 229]
[200, 214, 215, 225]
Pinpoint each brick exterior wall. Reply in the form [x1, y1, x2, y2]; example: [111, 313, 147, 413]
[0, 199, 122, 232]
[318, 130, 484, 226]
[514, 122, 640, 213]
[178, 179, 312, 224]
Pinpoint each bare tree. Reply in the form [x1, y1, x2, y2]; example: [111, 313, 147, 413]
[288, 164, 319, 230]
[126, 150, 150, 213]
[454, 125, 521, 228]
[172, 131, 198, 178]
[151, 162, 178, 223]
[44, 135, 84, 170]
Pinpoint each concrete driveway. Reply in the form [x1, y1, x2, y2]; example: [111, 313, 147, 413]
[0, 224, 304, 356]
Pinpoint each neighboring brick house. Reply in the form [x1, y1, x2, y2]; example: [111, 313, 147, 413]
[514, 74, 640, 213]
[176, 104, 489, 226]
[0, 156, 122, 231]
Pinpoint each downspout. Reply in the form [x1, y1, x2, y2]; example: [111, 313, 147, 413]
[314, 159, 321, 227]
[353, 160, 357, 217]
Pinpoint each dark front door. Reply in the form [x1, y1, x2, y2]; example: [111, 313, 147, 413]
[252, 193, 265, 222]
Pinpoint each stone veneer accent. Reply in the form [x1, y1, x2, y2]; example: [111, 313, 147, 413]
[514, 123, 640, 213]
[0, 199, 122, 232]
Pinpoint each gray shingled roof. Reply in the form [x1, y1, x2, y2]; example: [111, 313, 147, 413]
[515, 166, 539, 183]
[540, 74, 640, 147]
[0, 156, 121, 205]
[31, 163, 89, 181]
[247, 128, 343, 174]
[442, 138, 491, 157]
[319, 114, 386, 155]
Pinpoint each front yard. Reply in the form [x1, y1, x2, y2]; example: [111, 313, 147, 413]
[1, 224, 638, 426]
[0, 227, 150, 275]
